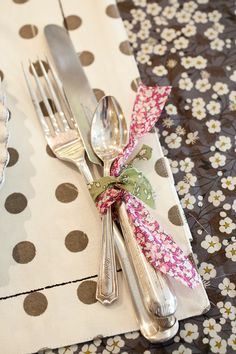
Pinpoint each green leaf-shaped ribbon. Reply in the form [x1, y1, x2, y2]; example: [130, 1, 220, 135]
[88, 144, 155, 209]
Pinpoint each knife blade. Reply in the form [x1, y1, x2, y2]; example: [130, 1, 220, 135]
[44, 24, 177, 320]
[44, 24, 101, 165]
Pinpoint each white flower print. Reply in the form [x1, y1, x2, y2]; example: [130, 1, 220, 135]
[184, 173, 197, 186]
[204, 27, 218, 40]
[160, 28, 177, 42]
[201, 235, 221, 253]
[192, 97, 205, 108]
[140, 42, 153, 54]
[228, 334, 236, 350]
[179, 157, 194, 173]
[162, 6, 176, 19]
[217, 301, 236, 320]
[130, 8, 146, 21]
[196, 78, 211, 92]
[165, 104, 177, 115]
[225, 242, 236, 262]
[153, 44, 167, 56]
[169, 159, 179, 174]
[58, 346, 78, 354]
[208, 10, 222, 22]
[183, 1, 198, 13]
[221, 176, 236, 191]
[146, 3, 161, 16]
[213, 82, 229, 95]
[209, 335, 227, 354]
[181, 193, 196, 210]
[203, 318, 221, 337]
[136, 51, 149, 64]
[133, 0, 146, 6]
[174, 36, 189, 50]
[163, 117, 174, 128]
[206, 101, 221, 115]
[210, 38, 225, 51]
[209, 152, 226, 168]
[215, 136, 231, 152]
[180, 323, 199, 343]
[179, 77, 193, 91]
[172, 344, 192, 354]
[176, 10, 191, 24]
[208, 190, 225, 207]
[104, 336, 125, 354]
[79, 344, 97, 354]
[230, 71, 236, 82]
[186, 131, 199, 144]
[182, 24, 197, 37]
[194, 56, 207, 69]
[206, 119, 221, 133]
[229, 90, 236, 103]
[218, 278, 236, 298]
[152, 65, 167, 76]
[181, 56, 195, 69]
[199, 262, 216, 280]
[219, 217, 236, 234]
[124, 331, 139, 339]
[165, 133, 182, 149]
[192, 106, 207, 120]
[176, 181, 190, 195]
[232, 199, 236, 212]
[193, 11, 208, 23]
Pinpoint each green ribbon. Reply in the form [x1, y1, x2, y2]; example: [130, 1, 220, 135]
[88, 144, 155, 209]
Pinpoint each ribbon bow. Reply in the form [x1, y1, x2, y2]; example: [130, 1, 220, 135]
[93, 83, 200, 289]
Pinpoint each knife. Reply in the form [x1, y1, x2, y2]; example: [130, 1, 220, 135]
[44, 25, 100, 166]
[44, 24, 177, 320]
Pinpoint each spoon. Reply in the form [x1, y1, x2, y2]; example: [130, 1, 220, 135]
[91, 95, 128, 304]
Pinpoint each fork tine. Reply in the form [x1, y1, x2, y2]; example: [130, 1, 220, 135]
[46, 58, 78, 130]
[29, 60, 60, 134]
[22, 63, 51, 137]
[38, 59, 70, 131]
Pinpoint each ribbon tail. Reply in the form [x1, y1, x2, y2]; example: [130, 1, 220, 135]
[124, 194, 200, 288]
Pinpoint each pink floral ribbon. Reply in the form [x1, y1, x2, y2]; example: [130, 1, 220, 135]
[96, 83, 200, 289]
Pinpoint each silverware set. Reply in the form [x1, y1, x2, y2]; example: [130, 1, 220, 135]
[22, 24, 179, 342]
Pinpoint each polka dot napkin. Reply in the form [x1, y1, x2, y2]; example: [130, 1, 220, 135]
[0, 0, 209, 353]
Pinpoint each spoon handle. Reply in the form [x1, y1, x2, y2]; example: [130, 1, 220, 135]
[96, 208, 119, 304]
[118, 202, 177, 317]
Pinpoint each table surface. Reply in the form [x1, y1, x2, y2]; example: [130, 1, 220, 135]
[3, 0, 236, 353]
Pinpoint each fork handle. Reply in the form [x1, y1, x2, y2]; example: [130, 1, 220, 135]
[96, 209, 118, 304]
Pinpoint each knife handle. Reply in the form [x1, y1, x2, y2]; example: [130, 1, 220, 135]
[117, 202, 177, 318]
[96, 208, 118, 304]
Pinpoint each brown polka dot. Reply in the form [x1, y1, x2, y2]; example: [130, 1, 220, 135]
[23, 292, 48, 316]
[93, 89, 105, 101]
[79, 51, 95, 66]
[168, 205, 184, 226]
[5, 193, 27, 214]
[55, 183, 78, 203]
[155, 158, 169, 178]
[12, 241, 36, 264]
[77, 280, 97, 304]
[64, 15, 82, 31]
[29, 60, 49, 77]
[7, 147, 19, 167]
[106, 4, 120, 18]
[39, 98, 57, 116]
[0, 70, 4, 81]
[13, 0, 29, 3]
[46, 144, 56, 158]
[65, 230, 88, 252]
[119, 40, 133, 55]
[19, 24, 38, 39]
[131, 78, 141, 92]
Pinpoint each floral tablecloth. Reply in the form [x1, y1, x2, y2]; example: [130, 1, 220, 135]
[41, 0, 236, 353]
